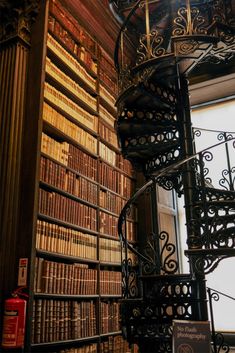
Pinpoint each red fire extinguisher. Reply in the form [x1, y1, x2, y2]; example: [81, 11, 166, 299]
[1, 287, 28, 349]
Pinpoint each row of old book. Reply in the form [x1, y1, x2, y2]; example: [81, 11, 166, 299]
[36, 220, 97, 260]
[99, 271, 122, 296]
[99, 49, 117, 83]
[99, 84, 116, 107]
[100, 211, 135, 240]
[47, 33, 97, 91]
[34, 257, 122, 295]
[41, 131, 133, 191]
[34, 258, 97, 295]
[100, 301, 121, 334]
[99, 188, 126, 215]
[43, 85, 133, 183]
[40, 152, 134, 215]
[99, 68, 118, 98]
[36, 219, 134, 264]
[47, 29, 118, 116]
[99, 211, 118, 238]
[45, 93, 115, 142]
[39, 185, 135, 239]
[40, 156, 98, 206]
[41, 131, 133, 197]
[99, 120, 118, 149]
[39, 188, 97, 231]
[43, 102, 98, 154]
[43, 100, 120, 164]
[100, 237, 127, 264]
[32, 299, 96, 344]
[48, 5, 97, 71]
[36, 219, 136, 264]
[99, 105, 116, 129]
[48, 5, 119, 99]
[46, 57, 98, 112]
[99, 162, 133, 197]
[44, 83, 97, 133]
[99, 141, 117, 166]
[100, 237, 137, 264]
[99, 50, 118, 99]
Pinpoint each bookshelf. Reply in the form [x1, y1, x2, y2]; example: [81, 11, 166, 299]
[27, 1, 137, 352]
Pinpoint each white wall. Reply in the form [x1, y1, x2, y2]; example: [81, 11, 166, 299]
[178, 99, 235, 331]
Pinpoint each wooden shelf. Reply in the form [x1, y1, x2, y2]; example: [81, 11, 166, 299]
[34, 293, 99, 299]
[38, 213, 99, 236]
[31, 335, 100, 349]
[36, 249, 99, 264]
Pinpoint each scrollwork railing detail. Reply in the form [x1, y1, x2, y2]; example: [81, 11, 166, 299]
[160, 231, 178, 274]
[136, 29, 166, 64]
[122, 258, 139, 298]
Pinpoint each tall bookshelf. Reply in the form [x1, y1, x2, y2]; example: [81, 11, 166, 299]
[27, 1, 137, 352]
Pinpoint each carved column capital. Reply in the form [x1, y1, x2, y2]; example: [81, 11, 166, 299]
[0, 0, 40, 45]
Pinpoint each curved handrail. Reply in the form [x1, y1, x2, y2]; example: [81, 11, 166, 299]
[193, 127, 235, 135]
[114, 0, 142, 72]
[207, 287, 235, 301]
[118, 137, 235, 262]
[113, 0, 235, 77]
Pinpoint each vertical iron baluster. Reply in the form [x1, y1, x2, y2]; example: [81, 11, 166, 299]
[207, 287, 217, 353]
[145, 0, 151, 59]
[186, 0, 193, 34]
[224, 132, 234, 191]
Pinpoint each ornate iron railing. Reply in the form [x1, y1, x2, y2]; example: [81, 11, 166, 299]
[193, 127, 235, 191]
[112, 0, 235, 92]
[118, 137, 235, 298]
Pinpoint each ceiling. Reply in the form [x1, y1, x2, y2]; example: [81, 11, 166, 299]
[190, 72, 235, 106]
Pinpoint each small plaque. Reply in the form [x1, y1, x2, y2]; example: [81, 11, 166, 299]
[173, 320, 211, 353]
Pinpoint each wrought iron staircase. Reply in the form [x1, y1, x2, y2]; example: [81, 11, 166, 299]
[109, 1, 235, 352]
[118, 137, 235, 352]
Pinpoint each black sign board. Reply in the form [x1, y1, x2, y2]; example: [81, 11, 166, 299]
[172, 320, 211, 353]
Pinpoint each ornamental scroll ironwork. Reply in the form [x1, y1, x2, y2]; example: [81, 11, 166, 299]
[193, 129, 235, 191]
[156, 173, 183, 196]
[190, 253, 233, 275]
[122, 257, 139, 298]
[173, 4, 208, 36]
[141, 231, 179, 275]
[159, 231, 179, 274]
[0, 0, 40, 44]
[217, 133, 235, 191]
[136, 30, 166, 64]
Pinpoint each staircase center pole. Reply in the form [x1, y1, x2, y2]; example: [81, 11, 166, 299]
[176, 69, 208, 321]
[176, 71, 198, 250]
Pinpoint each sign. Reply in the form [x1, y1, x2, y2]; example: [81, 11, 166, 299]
[17, 258, 28, 286]
[172, 320, 211, 353]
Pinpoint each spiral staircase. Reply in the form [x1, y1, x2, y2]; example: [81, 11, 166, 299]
[109, 1, 235, 352]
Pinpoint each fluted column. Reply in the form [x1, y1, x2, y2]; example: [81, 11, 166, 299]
[0, 0, 40, 305]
